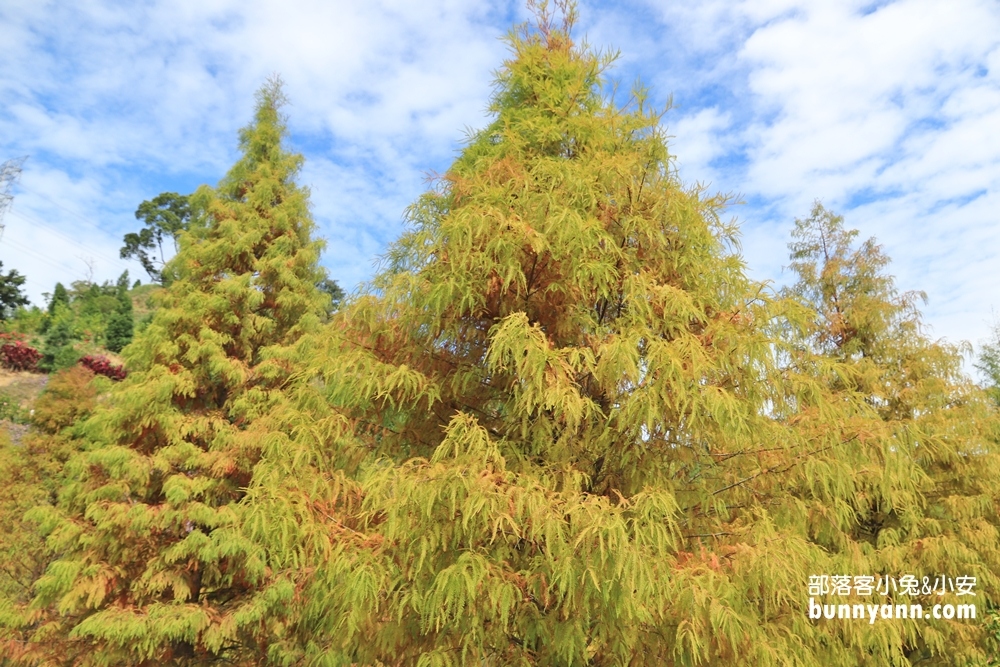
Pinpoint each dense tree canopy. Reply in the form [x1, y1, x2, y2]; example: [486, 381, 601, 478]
[104, 271, 134, 353]
[2, 5, 999, 667]
[121, 192, 196, 283]
[234, 8, 1000, 666]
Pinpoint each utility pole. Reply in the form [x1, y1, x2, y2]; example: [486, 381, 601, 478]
[0, 156, 28, 238]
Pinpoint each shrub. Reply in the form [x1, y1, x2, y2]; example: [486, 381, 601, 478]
[79, 354, 126, 381]
[30, 365, 97, 434]
[104, 310, 133, 353]
[39, 316, 79, 372]
[0, 341, 42, 372]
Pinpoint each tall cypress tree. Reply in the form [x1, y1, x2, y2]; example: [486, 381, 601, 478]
[21, 78, 327, 665]
[252, 6, 856, 664]
[245, 8, 1000, 665]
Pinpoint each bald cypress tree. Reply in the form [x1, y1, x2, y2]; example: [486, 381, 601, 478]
[18, 79, 327, 665]
[782, 203, 1000, 664]
[231, 7, 903, 665]
[232, 7, 1000, 665]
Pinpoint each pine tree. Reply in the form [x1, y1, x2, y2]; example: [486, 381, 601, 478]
[19, 78, 327, 665]
[47, 282, 69, 316]
[38, 307, 80, 372]
[105, 271, 134, 353]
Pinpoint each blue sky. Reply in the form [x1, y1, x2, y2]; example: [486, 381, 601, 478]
[2, 0, 999, 360]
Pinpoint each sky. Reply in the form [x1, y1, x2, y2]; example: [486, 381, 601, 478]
[1, 0, 998, 365]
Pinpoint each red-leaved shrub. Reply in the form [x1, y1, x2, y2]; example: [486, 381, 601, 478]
[79, 355, 127, 381]
[1, 341, 42, 372]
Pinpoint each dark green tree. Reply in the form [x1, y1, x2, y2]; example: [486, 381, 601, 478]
[47, 282, 69, 316]
[976, 318, 1000, 408]
[104, 271, 134, 353]
[316, 276, 345, 315]
[121, 192, 195, 283]
[38, 308, 79, 372]
[0, 262, 29, 320]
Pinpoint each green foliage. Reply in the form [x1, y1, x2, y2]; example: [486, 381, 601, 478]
[0, 261, 29, 320]
[231, 10, 999, 666]
[0, 429, 50, 627]
[104, 311, 133, 353]
[3, 305, 46, 336]
[32, 273, 141, 359]
[317, 276, 345, 316]
[29, 365, 99, 435]
[17, 76, 328, 665]
[122, 192, 197, 283]
[0, 390, 28, 423]
[47, 282, 69, 316]
[38, 307, 80, 373]
[0, 366, 100, 662]
[976, 318, 1000, 408]
[5, 5, 1000, 666]
[105, 271, 134, 353]
[782, 202, 1000, 665]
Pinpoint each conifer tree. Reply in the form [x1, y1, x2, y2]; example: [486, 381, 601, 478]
[240, 5, 930, 665]
[38, 307, 80, 372]
[18, 78, 327, 665]
[104, 271, 134, 353]
[0, 366, 99, 660]
[233, 7, 1000, 664]
[782, 203, 1000, 664]
[976, 319, 1000, 408]
[47, 283, 69, 316]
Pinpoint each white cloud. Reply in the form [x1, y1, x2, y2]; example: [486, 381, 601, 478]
[1, 0, 518, 296]
[1, 0, 999, 369]
[722, 0, 1000, 351]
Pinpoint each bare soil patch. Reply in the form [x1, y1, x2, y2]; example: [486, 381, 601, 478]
[0, 369, 48, 446]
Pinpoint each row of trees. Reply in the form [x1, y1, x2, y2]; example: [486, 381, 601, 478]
[1, 273, 136, 372]
[2, 5, 1000, 665]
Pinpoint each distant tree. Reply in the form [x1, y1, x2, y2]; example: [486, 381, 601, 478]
[47, 282, 69, 316]
[976, 317, 1000, 408]
[317, 276, 345, 314]
[38, 308, 79, 372]
[785, 202, 926, 360]
[0, 261, 29, 320]
[104, 271, 133, 353]
[783, 202, 1000, 664]
[120, 191, 195, 283]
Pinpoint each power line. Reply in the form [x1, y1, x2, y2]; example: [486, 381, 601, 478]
[20, 185, 127, 239]
[6, 208, 132, 273]
[0, 235, 86, 276]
